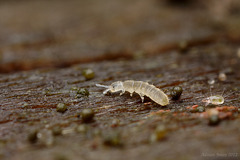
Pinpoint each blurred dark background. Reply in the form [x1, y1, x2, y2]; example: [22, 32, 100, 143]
[0, 0, 239, 72]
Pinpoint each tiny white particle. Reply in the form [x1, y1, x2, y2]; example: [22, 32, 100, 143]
[218, 73, 227, 81]
[208, 79, 215, 85]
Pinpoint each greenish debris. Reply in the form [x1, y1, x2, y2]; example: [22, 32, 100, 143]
[54, 154, 69, 160]
[0, 139, 7, 149]
[71, 86, 89, 97]
[156, 74, 163, 78]
[103, 131, 122, 147]
[76, 88, 89, 98]
[81, 109, 95, 123]
[178, 40, 189, 53]
[133, 50, 146, 60]
[82, 69, 95, 80]
[150, 124, 167, 143]
[56, 103, 68, 113]
[42, 88, 53, 96]
[70, 86, 78, 91]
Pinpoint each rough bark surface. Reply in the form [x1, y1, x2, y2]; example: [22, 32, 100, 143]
[0, 0, 240, 160]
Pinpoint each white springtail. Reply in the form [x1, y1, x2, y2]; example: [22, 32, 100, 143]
[96, 80, 169, 106]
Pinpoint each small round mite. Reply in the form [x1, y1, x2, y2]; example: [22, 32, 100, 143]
[201, 88, 235, 106]
[170, 86, 183, 100]
[82, 69, 95, 80]
[81, 109, 95, 123]
[103, 131, 122, 147]
[56, 103, 67, 113]
[202, 95, 224, 106]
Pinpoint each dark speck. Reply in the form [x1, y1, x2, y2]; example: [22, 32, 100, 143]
[170, 86, 183, 100]
[81, 109, 95, 123]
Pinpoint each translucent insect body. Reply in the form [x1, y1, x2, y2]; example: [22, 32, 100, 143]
[201, 87, 234, 106]
[202, 95, 224, 106]
[96, 80, 169, 106]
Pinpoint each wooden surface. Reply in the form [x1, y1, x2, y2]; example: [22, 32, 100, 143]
[0, 0, 240, 160]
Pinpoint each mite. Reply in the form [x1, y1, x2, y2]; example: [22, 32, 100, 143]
[201, 88, 234, 106]
[202, 95, 224, 106]
[96, 80, 169, 106]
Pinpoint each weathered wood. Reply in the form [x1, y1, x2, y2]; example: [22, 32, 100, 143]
[0, 0, 240, 160]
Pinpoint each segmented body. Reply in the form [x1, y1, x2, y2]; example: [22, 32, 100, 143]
[96, 80, 169, 106]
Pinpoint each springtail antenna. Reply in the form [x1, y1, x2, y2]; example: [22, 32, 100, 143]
[96, 84, 109, 88]
[223, 90, 235, 98]
[221, 88, 225, 96]
[96, 84, 110, 94]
